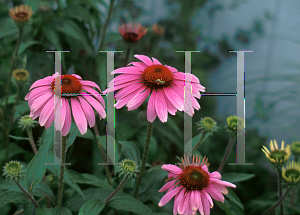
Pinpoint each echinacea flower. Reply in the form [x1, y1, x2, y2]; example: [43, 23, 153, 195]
[158, 155, 236, 215]
[282, 161, 300, 186]
[105, 55, 205, 123]
[119, 22, 148, 43]
[262, 140, 291, 167]
[13, 68, 29, 82]
[3, 160, 24, 181]
[25, 73, 106, 136]
[9, 4, 33, 23]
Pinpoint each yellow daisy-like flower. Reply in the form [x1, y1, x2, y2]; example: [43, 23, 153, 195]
[261, 140, 291, 166]
[291, 141, 300, 156]
[282, 161, 300, 185]
[225, 115, 244, 137]
[9, 4, 33, 23]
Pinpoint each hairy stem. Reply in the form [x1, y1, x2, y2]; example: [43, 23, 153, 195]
[105, 176, 129, 203]
[277, 168, 283, 215]
[192, 131, 205, 151]
[262, 187, 291, 215]
[133, 122, 154, 198]
[57, 136, 67, 208]
[15, 179, 39, 208]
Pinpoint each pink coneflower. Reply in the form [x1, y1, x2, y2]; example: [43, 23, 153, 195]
[25, 73, 106, 136]
[158, 155, 236, 215]
[119, 22, 148, 43]
[104, 55, 205, 123]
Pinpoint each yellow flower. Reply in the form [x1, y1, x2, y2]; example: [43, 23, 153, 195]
[9, 4, 33, 23]
[262, 140, 291, 166]
[225, 115, 243, 137]
[282, 161, 300, 185]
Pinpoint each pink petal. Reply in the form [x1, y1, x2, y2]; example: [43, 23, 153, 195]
[196, 191, 204, 215]
[173, 72, 200, 83]
[84, 95, 106, 119]
[78, 96, 95, 128]
[61, 99, 72, 136]
[81, 80, 100, 91]
[71, 74, 82, 80]
[212, 183, 228, 195]
[128, 61, 148, 70]
[158, 186, 181, 207]
[115, 83, 145, 100]
[166, 65, 178, 73]
[134, 54, 153, 66]
[201, 191, 210, 215]
[39, 96, 54, 126]
[127, 88, 150, 111]
[44, 111, 54, 129]
[173, 188, 185, 215]
[81, 86, 106, 109]
[158, 180, 176, 192]
[30, 93, 53, 113]
[203, 190, 213, 208]
[163, 87, 184, 111]
[60, 98, 67, 130]
[189, 190, 197, 211]
[192, 96, 200, 110]
[206, 185, 225, 202]
[210, 178, 236, 188]
[29, 76, 53, 90]
[147, 91, 157, 122]
[161, 164, 182, 175]
[164, 92, 177, 115]
[155, 89, 168, 123]
[54, 96, 63, 131]
[152, 57, 162, 65]
[25, 86, 51, 101]
[210, 171, 221, 179]
[109, 74, 141, 87]
[71, 98, 87, 135]
[178, 191, 190, 214]
[111, 66, 142, 75]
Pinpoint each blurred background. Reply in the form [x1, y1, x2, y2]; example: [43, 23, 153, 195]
[0, 0, 299, 214]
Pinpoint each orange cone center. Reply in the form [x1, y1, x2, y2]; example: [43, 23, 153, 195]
[51, 74, 82, 95]
[142, 65, 173, 89]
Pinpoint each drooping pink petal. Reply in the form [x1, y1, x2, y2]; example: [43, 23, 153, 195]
[81, 86, 106, 109]
[84, 95, 106, 119]
[30, 93, 53, 113]
[61, 99, 72, 136]
[173, 72, 200, 83]
[164, 92, 177, 115]
[210, 178, 236, 188]
[158, 186, 181, 207]
[192, 96, 200, 110]
[81, 80, 100, 91]
[114, 89, 141, 109]
[195, 191, 204, 215]
[44, 111, 54, 129]
[29, 76, 53, 90]
[210, 171, 221, 179]
[158, 180, 177, 192]
[127, 88, 150, 111]
[155, 89, 168, 123]
[115, 83, 145, 100]
[147, 91, 157, 122]
[203, 189, 214, 208]
[60, 97, 67, 130]
[39, 96, 54, 126]
[178, 191, 190, 214]
[25, 85, 51, 101]
[161, 164, 182, 175]
[206, 185, 225, 202]
[134, 54, 153, 66]
[189, 190, 197, 211]
[201, 191, 210, 215]
[173, 188, 185, 215]
[71, 98, 87, 135]
[78, 96, 95, 128]
[211, 183, 228, 195]
[71, 74, 82, 80]
[163, 87, 184, 111]
[166, 65, 178, 73]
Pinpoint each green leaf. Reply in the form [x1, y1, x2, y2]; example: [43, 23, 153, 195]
[107, 196, 154, 215]
[78, 199, 105, 215]
[225, 188, 244, 210]
[221, 172, 255, 183]
[25, 125, 54, 192]
[0, 94, 17, 106]
[9, 142, 26, 158]
[43, 25, 62, 50]
[18, 41, 44, 55]
[62, 5, 94, 23]
[0, 18, 18, 39]
[119, 141, 141, 165]
[214, 200, 235, 215]
[35, 206, 56, 215]
[32, 180, 56, 202]
[0, 191, 27, 206]
[68, 170, 113, 189]
[9, 135, 30, 141]
[66, 124, 78, 150]
[97, 135, 119, 163]
[55, 207, 73, 215]
[14, 101, 30, 120]
[46, 153, 85, 200]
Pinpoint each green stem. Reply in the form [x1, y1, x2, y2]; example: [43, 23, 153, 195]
[192, 131, 205, 151]
[262, 187, 291, 215]
[277, 168, 283, 215]
[14, 179, 39, 208]
[123, 47, 131, 66]
[133, 122, 154, 198]
[26, 127, 38, 154]
[57, 136, 67, 208]
[217, 135, 236, 173]
[98, 0, 115, 51]
[105, 176, 129, 204]
[3, 26, 24, 158]
[93, 125, 112, 185]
